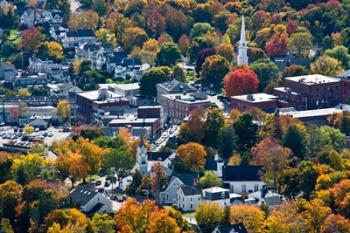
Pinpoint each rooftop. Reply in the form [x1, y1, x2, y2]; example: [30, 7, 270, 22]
[98, 83, 140, 91]
[285, 74, 340, 85]
[338, 69, 350, 78]
[180, 185, 202, 196]
[78, 89, 123, 102]
[231, 93, 278, 103]
[69, 184, 98, 206]
[157, 79, 197, 93]
[223, 165, 263, 182]
[162, 92, 209, 104]
[279, 107, 343, 119]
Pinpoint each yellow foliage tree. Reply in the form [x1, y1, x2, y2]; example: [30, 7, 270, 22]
[23, 124, 34, 135]
[57, 100, 70, 121]
[230, 205, 265, 233]
[18, 88, 31, 97]
[44, 41, 63, 60]
[176, 142, 207, 172]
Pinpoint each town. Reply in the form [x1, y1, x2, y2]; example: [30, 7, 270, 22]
[1, 0, 350, 232]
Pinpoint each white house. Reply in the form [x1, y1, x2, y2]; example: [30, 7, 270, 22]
[176, 185, 201, 212]
[159, 173, 198, 205]
[120, 175, 133, 192]
[70, 184, 120, 213]
[75, 44, 107, 70]
[222, 166, 266, 194]
[62, 29, 96, 49]
[202, 186, 241, 207]
[50, 10, 63, 25]
[21, 8, 52, 27]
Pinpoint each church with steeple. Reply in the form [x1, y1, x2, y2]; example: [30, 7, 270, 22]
[237, 16, 249, 65]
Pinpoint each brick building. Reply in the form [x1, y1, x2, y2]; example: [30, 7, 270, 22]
[159, 92, 211, 123]
[156, 79, 197, 103]
[274, 74, 341, 110]
[231, 93, 280, 113]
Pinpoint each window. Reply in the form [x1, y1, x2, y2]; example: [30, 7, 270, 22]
[190, 204, 193, 209]
[242, 184, 246, 193]
[231, 184, 234, 193]
[254, 184, 259, 192]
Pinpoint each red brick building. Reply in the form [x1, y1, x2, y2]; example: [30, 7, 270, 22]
[274, 74, 341, 110]
[231, 93, 279, 113]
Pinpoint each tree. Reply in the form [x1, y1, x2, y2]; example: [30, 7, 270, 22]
[265, 32, 289, 56]
[200, 55, 230, 88]
[190, 22, 215, 38]
[0, 181, 22, 224]
[317, 149, 344, 171]
[199, 171, 222, 188]
[23, 125, 35, 135]
[303, 199, 331, 233]
[251, 137, 291, 190]
[95, 29, 117, 47]
[18, 88, 31, 96]
[203, 108, 225, 147]
[77, 137, 105, 177]
[150, 162, 167, 202]
[43, 208, 90, 232]
[310, 55, 344, 76]
[178, 34, 190, 55]
[115, 199, 180, 233]
[156, 42, 181, 66]
[195, 202, 224, 233]
[321, 214, 350, 233]
[92, 0, 106, 16]
[283, 65, 308, 77]
[122, 27, 148, 52]
[43, 41, 63, 60]
[68, 10, 99, 30]
[233, 113, 258, 152]
[217, 125, 236, 159]
[103, 148, 135, 178]
[90, 213, 116, 233]
[325, 46, 350, 69]
[180, 109, 206, 143]
[248, 47, 267, 63]
[230, 205, 265, 233]
[297, 161, 319, 199]
[224, 65, 259, 97]
[288, 32, 313, 57]
[21, 27, 42, 53]
[282, 125, 306, 159]
[195, 48, 217, 73]
[140, 66, 171, 97]
[57, 100, 70, 122]
[172, 65, 186, 82]
[266, 201, 309, 233]
[11, 153, 45, 184]
[176, 142, 207, 172]
[330, 179, 350, 218]
[250, 58, 279, 91]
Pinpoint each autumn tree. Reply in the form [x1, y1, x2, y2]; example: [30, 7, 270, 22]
[42, 41, 63, 60]
[321, 214, 350, 233]
[68, 10, 99, 30]
[18, 88, 31, 97]
[179, 109, 206, 143]
[325, 45, 350, 69]
[23, 124, 35, 135]
[195, 48, 217, 73]
[224, 65, 259, 97]
[265, 32, 289, 56]
[251, 137, 291, 190]
[195, 202, 224, 233]
[230, 205, 265, 233]
[156, 42, 181, 66]
[303, 199, 332, 233]
[217, 43, 234, 63]
[115, 199, 180, 233]
[140, 66, 171, 97]
[310, 55, 344, 76]
[330, 179, 350, 218]
[288, 32, 313, 57]
[178, 34, 190, 55]
[21, 27, 42, 53]
[176, 142, 207, 172]
[90, 213, 116, 233]
[11, 153, 45, 184]
[150, 162, 167, 202]
[43, 208, 90, 232]
[200, 55, 230, 88]
[103, 148, 135, 179]
[283, 65, 308, 77]
[95, 29, 117, 47]
[190, 22, 215, 38]
[172, 65, 186, 82]
[122, 26, 148, 52]
[0, 181, 22, 225]
[57, 100, 70, 122]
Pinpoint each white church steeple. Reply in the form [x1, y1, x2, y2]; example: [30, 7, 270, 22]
[237, 16, 249, 65]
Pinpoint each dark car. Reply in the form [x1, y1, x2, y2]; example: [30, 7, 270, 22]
[95, 180, 102, 186]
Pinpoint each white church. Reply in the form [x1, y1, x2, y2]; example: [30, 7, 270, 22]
[237, 16, 249, 65]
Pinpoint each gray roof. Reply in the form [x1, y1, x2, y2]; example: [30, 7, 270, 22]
[339, 69, 350, 79]
[214, 224, 248, 233]
[263, 195, 282, 206]
[29, 118, 48, 126]
[69, 184, 98, 206]
[157, 79, 197, 93]
[180, 185, 201, 196]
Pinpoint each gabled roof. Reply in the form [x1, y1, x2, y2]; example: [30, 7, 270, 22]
[205, 156, 217, 171]
[214, 223, 248, 233]
[172, 172, 198, 186]
[339, 69, 350, 79]
[29, 118, 48, 126]
[223, 166, 263, 182]
[69, 184, 98, 206]
[180, 185, 201, 196]
[67, 29, 95, 38]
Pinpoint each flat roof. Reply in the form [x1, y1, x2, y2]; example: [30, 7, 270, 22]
[162, 93, 209, 104]
[98, 83, 140, 91]
[78, 90, 123, 101]
[274, 87, 300, 95]
[280, 107, 342, 118]
[109, 118, 159, 125]
[231, 93, 278, 103]
[285, 74, 340, 85]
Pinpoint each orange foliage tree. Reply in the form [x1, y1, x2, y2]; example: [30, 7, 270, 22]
[224, 65, 259, 97]
[176, 142, 207, 172]
[264, 32, 289, 56]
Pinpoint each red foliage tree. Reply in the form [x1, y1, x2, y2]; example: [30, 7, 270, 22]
[224, 65, 259, 97]
[21, 27, 42, 53]
[286, 20, 298, 34]
[265, 32, 289, 56]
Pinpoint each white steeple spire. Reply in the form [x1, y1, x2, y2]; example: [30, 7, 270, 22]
[237, 16, 249, 65]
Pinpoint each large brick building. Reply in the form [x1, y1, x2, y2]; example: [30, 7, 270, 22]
[231, 93, 279, 113]
[274, 74, 341, 110]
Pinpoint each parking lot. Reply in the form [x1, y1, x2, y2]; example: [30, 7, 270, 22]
[0, 126, 71, 150]
[152, 125, 178, 151]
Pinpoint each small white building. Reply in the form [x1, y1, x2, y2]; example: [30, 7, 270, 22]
[62, 29, 96, 49]
[202, 186, 239, 207]
[176, 185, 202, 212]
[222, 166, 266, 194]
